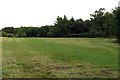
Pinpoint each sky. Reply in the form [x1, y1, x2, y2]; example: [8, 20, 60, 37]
[0, 0, 119, 29]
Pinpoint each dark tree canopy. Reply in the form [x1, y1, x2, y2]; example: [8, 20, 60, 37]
[1, 7, 120, 42]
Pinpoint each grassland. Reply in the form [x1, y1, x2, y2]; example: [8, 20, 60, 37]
[0, 37, 2, 78]
[1, 38, 118, 78]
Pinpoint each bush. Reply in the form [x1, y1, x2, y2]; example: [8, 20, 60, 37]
[65, 33, 89, 38]
[7, 33, 14, 37]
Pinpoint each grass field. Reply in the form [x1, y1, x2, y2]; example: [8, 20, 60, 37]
[1, 38, 118, 78]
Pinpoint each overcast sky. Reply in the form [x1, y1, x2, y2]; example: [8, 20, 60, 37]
[0, 0, 119, 29]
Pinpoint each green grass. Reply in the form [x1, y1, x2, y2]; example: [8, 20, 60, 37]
[0, 38, 2, 78]
[2, 38, 118, 78]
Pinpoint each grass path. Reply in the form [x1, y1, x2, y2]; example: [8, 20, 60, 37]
[2, 38, 118, 78]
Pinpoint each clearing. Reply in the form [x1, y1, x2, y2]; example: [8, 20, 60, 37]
[1, 38, 118, 78]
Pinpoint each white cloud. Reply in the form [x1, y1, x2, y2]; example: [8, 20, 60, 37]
[0, 0, 119, 29]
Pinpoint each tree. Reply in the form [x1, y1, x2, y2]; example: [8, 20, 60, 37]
[1, 7, 119, 39]
[90, 8, 106, 37]
[54, 15, 70, 37]
[103, 12, 115, 37]
[47, 25, 55, 37]
[113, 7, 120, 42]
[71, 19, 85, 34]
[16, 28, 26, 37]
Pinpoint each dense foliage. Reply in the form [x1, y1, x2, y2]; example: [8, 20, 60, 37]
[1, 8, 120, 40]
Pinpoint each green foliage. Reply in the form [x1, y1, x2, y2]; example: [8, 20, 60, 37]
[16, 29, 26, 37]
[1, 7, 119, 40]
[7, 33, 14, 37]
[2, 32, 7, 37]
[54, 15, 71, 37]
[70, 19, 85, 34]
[90, 8, 106, 37]
[0, 31, 1, 37]
[66, 33, 89, 38]
[103, 12, 115, 37]
[89, 29, 99, 38]
[0, 30, 2, 37]
[113, 7, 120, 42]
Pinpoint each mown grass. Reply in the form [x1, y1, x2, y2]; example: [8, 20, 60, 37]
[0, 37, 2, 78]
[2, 38, 118, 78]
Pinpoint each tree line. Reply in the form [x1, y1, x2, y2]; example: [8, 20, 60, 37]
[1, 7, 120, 41]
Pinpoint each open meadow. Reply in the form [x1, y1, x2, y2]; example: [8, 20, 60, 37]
[1, 38, 118, 78]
